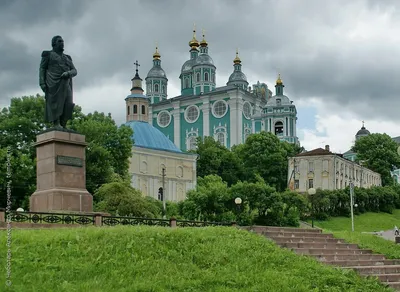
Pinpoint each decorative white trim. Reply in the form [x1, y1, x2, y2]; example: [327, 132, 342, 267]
[213, 123, 228, 147]
[184, 105, 200, 123]
[212, 100, 228, 118]
[202, 101, 210, 137]
[243, 101, 252, 120]
[157, 110, 172, 128]
[186, 128, 199, 150]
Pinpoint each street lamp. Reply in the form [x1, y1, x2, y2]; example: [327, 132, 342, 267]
[307, 188, 316, 228]
[234, 197, 242, 211]
[16, 208, 24, 212]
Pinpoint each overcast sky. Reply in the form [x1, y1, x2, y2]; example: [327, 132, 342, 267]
[1, 0, 399, 153]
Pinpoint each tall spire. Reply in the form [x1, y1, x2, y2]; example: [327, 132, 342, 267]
[275, 73, 284, 96]
[131, 60, 143, 93]
[188, 23, 200, 49]
[233, 48, 241, 64]
[153, 42, 161, 60]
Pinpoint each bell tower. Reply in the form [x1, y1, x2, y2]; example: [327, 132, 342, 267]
[125, 60, 149, 122]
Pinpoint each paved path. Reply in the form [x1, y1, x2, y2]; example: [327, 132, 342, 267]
[363, 229, 396, 242]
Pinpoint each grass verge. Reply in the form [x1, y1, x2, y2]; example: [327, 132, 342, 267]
[0, 226, 393, 291]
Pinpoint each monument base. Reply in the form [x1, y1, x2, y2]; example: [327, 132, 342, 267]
[30, 188, 93, 213]
[29, 130, 93, 213]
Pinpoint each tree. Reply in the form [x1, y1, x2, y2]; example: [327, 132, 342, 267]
[352, 133, 400, 186]
[94, 181, 159, 217]
[0, 95, 133, 208]
[69, 111, 133, 195]
[236, 131, 291, 191]
[193, 136, 244, 186]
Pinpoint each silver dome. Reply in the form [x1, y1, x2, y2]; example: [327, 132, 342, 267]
[228, 71, 247, 82]
[266, 95, 292, 107]
[181, 59, 194, 73]
[147, 67, 167, 79]
[193, 54, 215, 67]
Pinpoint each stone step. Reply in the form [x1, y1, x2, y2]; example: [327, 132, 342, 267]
[324, 259, 400, 267]
[280, 242, 359, 250]
[272, 237, 344, 244]
[294, 248, 373, 256]
[315, 254, 386, 261]
[371, 273, 400, 283]
[345, 265, 400, 275]
[262, 231, 334, 238]
[386, 282, 400, 289]
[251, 226, 322, 234]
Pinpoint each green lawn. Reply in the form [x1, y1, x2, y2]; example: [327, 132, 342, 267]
[312, 210, 400, 232]
[0, 226, 392, 291]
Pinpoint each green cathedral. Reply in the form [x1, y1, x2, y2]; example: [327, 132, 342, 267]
[142, 28, 299, 152]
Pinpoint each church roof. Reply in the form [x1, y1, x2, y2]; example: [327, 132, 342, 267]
[146, 67, 167, 79]
[265, 94, 293, 107]
[356, 126, 370, 136]
[296, 147, 332, 157]
[125, 120, 182, 153]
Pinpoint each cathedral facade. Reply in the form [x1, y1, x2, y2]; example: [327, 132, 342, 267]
[145, 28, 299, 151]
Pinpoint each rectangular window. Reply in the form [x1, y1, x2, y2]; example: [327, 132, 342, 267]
[308, 161, 314, 172]
[308, 179, 313, 189]
[323, 160, 328, 172]
[294, 180, 299, 189]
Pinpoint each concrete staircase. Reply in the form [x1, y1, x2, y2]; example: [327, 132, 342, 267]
[248, 226, 400, 291]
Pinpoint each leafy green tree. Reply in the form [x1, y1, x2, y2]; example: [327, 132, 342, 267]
[180, 175, 232, 221]
[0, 95, 133, 208]
[352, 133, 400, 186]
[237, 131, 290, 191]
[70, 111, 133, 195]
[94, 181, 159, 217]
[193, 136, 244, 186]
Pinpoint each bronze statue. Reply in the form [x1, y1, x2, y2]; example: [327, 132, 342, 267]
[39, 36, 77, 129]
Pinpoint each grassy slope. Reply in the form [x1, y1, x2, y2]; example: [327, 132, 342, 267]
[312, 210, 400, 260]
[312, 209, 400, 232]
[0, 226, 391, 292]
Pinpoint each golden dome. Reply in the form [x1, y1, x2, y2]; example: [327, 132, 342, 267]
[233, 48, 241, 64]
[276, 73, 283, 85]
[153, 44, 161, 59]
[188, 23, 200, 48]
[200, 29, 208, 47]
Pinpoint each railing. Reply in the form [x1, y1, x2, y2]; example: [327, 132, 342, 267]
[6, 211, 95, 225]
[0, 209, 235, 229]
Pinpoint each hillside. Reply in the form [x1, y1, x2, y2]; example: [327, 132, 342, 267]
[313, 210, 400, 232]
[0, 226, 392, 291]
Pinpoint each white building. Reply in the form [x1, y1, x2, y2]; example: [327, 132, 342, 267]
[124, 64, 198, 201]
[288, 145, 381, 193]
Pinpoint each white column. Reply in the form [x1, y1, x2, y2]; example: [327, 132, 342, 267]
[148, 106, 153, 125]
[172, 101, 180, 149]
[202, 100, 210, 137]
[251, 119, 256, 133]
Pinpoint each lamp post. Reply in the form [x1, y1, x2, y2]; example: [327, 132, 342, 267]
[350, 181, 355, 232]
[234, 197, 242, 212]
[307, 188, 316, 228]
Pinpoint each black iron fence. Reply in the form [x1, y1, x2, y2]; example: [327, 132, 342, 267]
[0, 209, 235, 229]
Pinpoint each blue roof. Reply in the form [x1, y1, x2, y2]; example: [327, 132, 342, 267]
[125, 120, 182, 153]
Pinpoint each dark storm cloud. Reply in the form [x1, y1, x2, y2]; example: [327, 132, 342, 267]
[1, 0, 399, 122]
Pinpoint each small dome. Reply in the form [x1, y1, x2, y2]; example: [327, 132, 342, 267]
[228, 71, 247, 82]
[276, 73, 283, 85]
[266, 94, 292, 107]
[181, 59, 195, 73]
[356, 126, 370, 136]
[147, 67, 167, 78]
[193, 54, 214, 66]
[125, 121, 182, 153]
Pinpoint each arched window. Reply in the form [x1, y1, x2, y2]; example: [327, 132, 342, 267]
[204, 72, 209, 81]
[185, 78, 189, 88]
[216, 132, 225, 146]
[154, 84, 159, 93]
[187, 136, 197, 151]
[127, 105, 130, 115]
[133, 105, 138, 114]
[275, 121, 284, 136]
[196, 73, 200, 82]
[141, 105, 146, 114]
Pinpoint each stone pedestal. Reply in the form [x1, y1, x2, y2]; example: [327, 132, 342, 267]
[30, 130, 93, 213]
